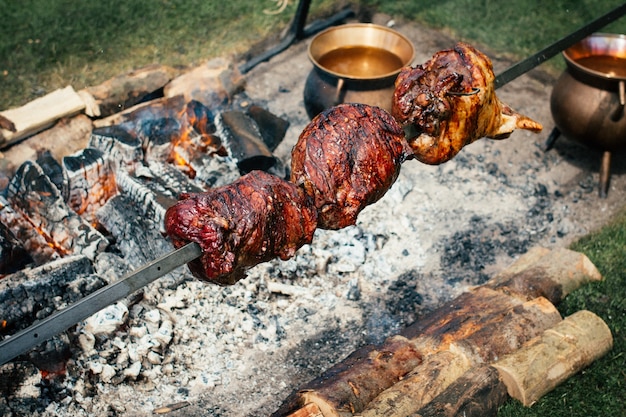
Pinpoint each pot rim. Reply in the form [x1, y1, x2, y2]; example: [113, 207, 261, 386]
[307, 23, 415, 82]
[563, 32, 626, 81]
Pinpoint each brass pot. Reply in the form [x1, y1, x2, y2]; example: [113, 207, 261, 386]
[549, 33, 626, 197]
[550, 33, 626, 151]
[304, 23, 414, 119]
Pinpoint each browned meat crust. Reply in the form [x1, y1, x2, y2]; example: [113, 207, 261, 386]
[164, 170, 318, 285]
[290, 103, 413, 230]
[392, 42, 542, 165]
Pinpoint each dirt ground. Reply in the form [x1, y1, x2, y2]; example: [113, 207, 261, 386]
[2, 14, 625, 417]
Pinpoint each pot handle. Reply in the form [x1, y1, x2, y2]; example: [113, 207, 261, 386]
[611, 80, 625, 121]
[333, 78, 346, 106]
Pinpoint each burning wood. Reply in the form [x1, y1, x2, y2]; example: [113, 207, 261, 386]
[63, 148, 118, 224]
[5, 161, 109, 260]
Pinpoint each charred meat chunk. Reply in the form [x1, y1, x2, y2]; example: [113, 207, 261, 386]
[290, 103, 412, 230]
[392, 42, 542, 165]
[165, 170, 318, 285]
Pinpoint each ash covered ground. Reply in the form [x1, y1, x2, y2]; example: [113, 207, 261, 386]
[2, 15, 626, 417]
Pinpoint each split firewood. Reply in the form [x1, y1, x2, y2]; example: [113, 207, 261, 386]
[286, 402, 324, 417]
[484, 247, 602, 304]
[0, 86, 86, 148]
[82, 64, 177, 118]
[359, 349, 472, 417]
[0, 115, 93, 176]
[408, 365, 508, 417]
[493, 310, 613, 406]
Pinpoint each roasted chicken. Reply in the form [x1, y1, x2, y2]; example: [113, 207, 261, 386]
[392, 42, 543, 165]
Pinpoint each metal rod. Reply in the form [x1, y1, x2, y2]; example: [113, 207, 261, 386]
[0, 242, 202, 366]
[494, 3, 626, 88]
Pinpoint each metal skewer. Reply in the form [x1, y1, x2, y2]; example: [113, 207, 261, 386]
[0, 242, 202, 366]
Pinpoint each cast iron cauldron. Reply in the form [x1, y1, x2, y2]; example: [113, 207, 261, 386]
[303, 23, 414, 119]
[549, 33, 626, 197]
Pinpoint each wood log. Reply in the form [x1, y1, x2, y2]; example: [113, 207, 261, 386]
[484, 247, 602, 304]
[492, 310, 613, 406]
[360, 349, 472, 417]
[0, 86, 86, 148]
[283, 335, 436, 417]
[0, 114, 93, 176]
[286, 403, 324, 417]
[360, 296, 561, 417]
[451, 296, 562, 364]
[409, 365, 508, 417]
[82, 64, 177, 118]
[163, 57, 245, 109]
[400, 286, 525, 341]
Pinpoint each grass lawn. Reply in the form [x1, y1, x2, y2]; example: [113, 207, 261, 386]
[1, 1, 625, 415]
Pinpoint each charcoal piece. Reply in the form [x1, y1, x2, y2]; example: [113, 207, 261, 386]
[142, 118, 181, 162]
[63, 147, 118, 223]
[246, 105, 289, 151]
[220, 110, 277, 174]
[88, 125, 143, 173]
[184, 100, 218, 135]
[114, 171, 168, 232]
[0, 195, 60, 265]
[36, 150, 69, 201]
[189, 152, 241, 189]
[0, 220, 33, 275]
[143, 161, 204, 199]
[6, 161, 109, 260]
[0, 255, 96, 335]
[96, 194, 174, 267]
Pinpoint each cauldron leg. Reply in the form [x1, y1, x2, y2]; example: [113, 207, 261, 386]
[599, 151, 612, 198]
[542, 127, 560, 151]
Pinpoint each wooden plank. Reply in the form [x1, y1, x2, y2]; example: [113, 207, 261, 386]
[0, 86, 86, 147]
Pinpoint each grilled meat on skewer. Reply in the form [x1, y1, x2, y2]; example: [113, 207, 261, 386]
[164, 170, 318, 285]
[291, 103, 413, 230]
[392, 42, 542, 165]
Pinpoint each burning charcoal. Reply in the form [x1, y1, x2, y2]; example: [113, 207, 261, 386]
[0, 255, 97, 335]
[114, 171, 169, 231]
[188, 152, 241, 189]
[0, 220, 33, 275]
[219, 110, 277, 174]
[63, 148, 118, 224]
[88, 125, 143, 173]
[246, 105, 289, 151]
[184, 100, 219, 136]
[0, 195, 60, 265]
[141, 161, 204, 200]
[141, 117, 182, 162]
[96, 194, 174, 267]
[36, 150, 69, 201]
[6, 161, 109, 260]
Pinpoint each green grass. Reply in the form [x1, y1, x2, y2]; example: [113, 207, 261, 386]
[499, 208, 626, 416]
[0, 0, 339, 108]
[1, 1, 626, 415]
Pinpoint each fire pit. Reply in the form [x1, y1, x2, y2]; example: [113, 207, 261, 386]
[1, 13, 626, 417]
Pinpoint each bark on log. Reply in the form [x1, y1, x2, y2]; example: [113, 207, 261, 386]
[400, 286, 525, 341]
[484, 247, 602, 304]
[274, 335, 435, 417]
[493, 310, 613, 406]
[361, 296, 561, 417]
[0, 86, 86, 148]
[409, 365, 508, 417]
[82, 64, 177, 118]
[360, 349, 472, 417]
[451, 296, 562, 364]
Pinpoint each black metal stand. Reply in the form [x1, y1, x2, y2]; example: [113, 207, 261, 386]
[239, 0, 354, 74]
